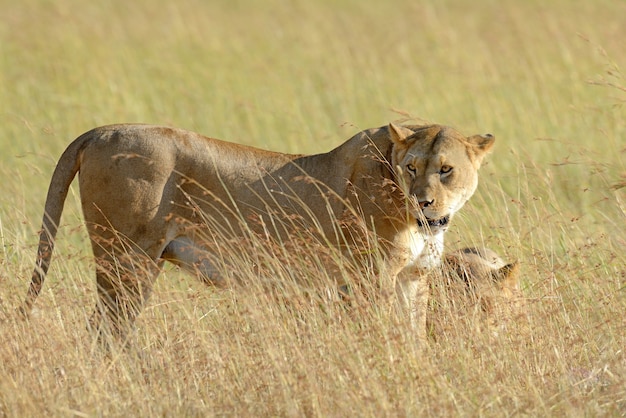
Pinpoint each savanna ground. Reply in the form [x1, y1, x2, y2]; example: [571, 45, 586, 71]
[1, 0, 625, 416]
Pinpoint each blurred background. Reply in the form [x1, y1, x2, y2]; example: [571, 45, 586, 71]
[1, 1, 625, 415]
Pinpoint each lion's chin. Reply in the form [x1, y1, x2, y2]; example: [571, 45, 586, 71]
[416, 214, 450, 232]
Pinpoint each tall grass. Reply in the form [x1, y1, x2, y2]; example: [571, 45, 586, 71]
[1, 0, 625, 415]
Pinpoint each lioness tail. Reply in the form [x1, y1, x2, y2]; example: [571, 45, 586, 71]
[20, 133, 89, 316]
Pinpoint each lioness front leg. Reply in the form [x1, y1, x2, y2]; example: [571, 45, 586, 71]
[394, 230, 444, 340]
[396, 270, 430, 341]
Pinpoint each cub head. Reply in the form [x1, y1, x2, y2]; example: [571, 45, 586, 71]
[388, 123, 494, 233]
[446, 247, 524, 327]
[444, 247, 521, 306]
[428, 247, 525, 338]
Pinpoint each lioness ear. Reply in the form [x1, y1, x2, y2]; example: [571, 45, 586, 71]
[388, 123, 416, 145]
[466, 133, 495, 165]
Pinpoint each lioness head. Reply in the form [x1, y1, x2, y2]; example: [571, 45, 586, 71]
[388, 123, 494, 233]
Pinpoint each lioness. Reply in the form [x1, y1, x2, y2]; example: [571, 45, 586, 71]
[20, 123, 493, 342]
[429, 247, 522, 337]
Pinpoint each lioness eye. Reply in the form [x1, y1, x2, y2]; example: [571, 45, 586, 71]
[406, 163, 416, 174]
[440, 165, 452, 174]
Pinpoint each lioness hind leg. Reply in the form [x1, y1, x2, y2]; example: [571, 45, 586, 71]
[161, 237, 225, 286]
[88, 251, 163, 347]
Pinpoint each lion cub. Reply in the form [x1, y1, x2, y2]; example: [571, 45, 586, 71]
[429, 247, 524, 337]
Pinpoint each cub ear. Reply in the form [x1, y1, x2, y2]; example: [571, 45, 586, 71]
[493, 261, 520, 290]
[466, 133, 495, 165]
[388, 123, 416, 146]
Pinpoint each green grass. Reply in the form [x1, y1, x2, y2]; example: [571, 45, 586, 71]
[1, 0, 625, 416]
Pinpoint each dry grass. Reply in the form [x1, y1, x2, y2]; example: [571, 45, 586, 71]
[1, 0, 625, 416]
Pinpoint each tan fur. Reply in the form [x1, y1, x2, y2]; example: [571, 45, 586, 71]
[20, 123, 493, 342]
[429, 247, 523, 337]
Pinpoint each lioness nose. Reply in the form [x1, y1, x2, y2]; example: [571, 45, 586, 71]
[419, 199, 434, 209]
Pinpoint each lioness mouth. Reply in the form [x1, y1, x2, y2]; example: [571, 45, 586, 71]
[416, 215, 450, 229]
